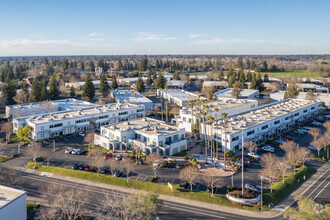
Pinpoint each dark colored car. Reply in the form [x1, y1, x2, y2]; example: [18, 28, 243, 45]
[73, 163, 80, 170]
[100, 165, 110, 174]
[114, 170, 122, 177]
[78, 163, 86, 170]
[176, 163, 183, 169]
[180, 182, 189, 189]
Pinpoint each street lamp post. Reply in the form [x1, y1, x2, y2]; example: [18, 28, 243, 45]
[241, 129, 244, 195]
[18, 144, 21, 155]
[261, 176, 263, 212]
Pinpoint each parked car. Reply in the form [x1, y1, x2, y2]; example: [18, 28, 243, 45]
[285, 136, 295, 140]
[303, 127, 312, 130]
[115, 154, 123, 161]
[73, 163, 80, 170]
[71, 149, 83, 155]
[28, 142, 36, 147]
[100, 165, 110, 174]
[78, 131, 85, 137]
[176, 163, 183, 169]
[104, 153, 112, 159]
[180, 182, 189, 189]
[262, 145, 275, 153]
[275, 138, 286, 144]
[123, 155, 130, 160]
[113, 170, 122, 177]
[245, 183, 260, 192]
[308, 145, 318, 151]
[247, 152, 260, 159]
[312, 121, 321, 126]
[65, 147, 73, 154]
[78, 163, 86, 170]
[84, 165, 90, 171]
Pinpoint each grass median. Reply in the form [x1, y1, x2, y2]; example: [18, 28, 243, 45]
[262, 166, 315, 211]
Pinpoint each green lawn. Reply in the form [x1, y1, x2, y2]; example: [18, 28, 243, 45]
[0, 155, 10, 162]
[262, 166, 315, 211]
[172, 150, 187, 157]
[27, 202, 36, 217]
[75, 145, 109, 153]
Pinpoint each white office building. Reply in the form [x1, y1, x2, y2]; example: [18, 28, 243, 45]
[111, 90, 153, 111]
[6, 98, 97, 119]
[13, 103, 145, 141]
[215, 88, 259, 99]
[95, 118, 187, 156]
[176, 98, 258, 133]
[208, 99, 322, 153]
[157, 89, 201, 107]
[0, 185, 27, 220]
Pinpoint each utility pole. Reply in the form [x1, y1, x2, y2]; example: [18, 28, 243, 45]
[231, 172, 234, 186]
[242, 129, 244, 195]
[18, 144, 21, 155]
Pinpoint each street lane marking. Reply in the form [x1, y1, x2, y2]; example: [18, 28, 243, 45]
[302, 167, 329, 197]
[306, 174, 330, 198]
[313, 181, 330, 201]
[163, 204, 225, 219]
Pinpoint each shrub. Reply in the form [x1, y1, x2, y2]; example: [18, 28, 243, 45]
[151, 176, 158, 183]
[184, 156, 189, 161]
[191, 158, 196, 162]
[225, 151, 234, 157]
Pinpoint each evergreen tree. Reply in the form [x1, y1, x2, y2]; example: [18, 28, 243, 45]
[48, 75, 60, 100]
[1, 81, 16, 105]
[136, 74, 145, 93]
[29, 78, 42, 102]
[185, 70, 190, 78]
[99, 72, 109, 96]
[80, 61, 85, 70]
[246, 71, 252, 82]
[173, 71, 180, 80]
[285, 83, 299, 99]
[111, 75, 118, 89]
[238, 68, 245, 83]
[62, 59, 69, 71]
[264, 74, 269, 82]
[156, 73, 167, 90]
[40, 79, 48, 101]
[70, 86, 76, 98]
[146, 71, 153, 85]
[236, 56, 243, 69]
[256, 73, 265, 92]
[88, 60, 95, 72]
[152, 70, 157, 82]
[246, 59, 251, 69]
[227, 64, 234, 82]
[5, 66, 14, 83]
[229, 72, 237, 88]
[262, 61, 268, 72]
[83, 73, 95, 100]
[249, 73, 257, 90]
[139, 56, 148, 71]
[218, 68, 224, 81]
[22, 81, 29, 93]
[251, 60, 257, 70]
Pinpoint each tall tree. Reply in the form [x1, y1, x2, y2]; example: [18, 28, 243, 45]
[236, 56, 243, 69]
[152, 70, 157, 83]
[218, 68, 224, 81]
[136, 74, 145, 93]
[227, 65, 234, 82]
[156, 73, 166, 90]
[82, 73, 95, 100]
[245, 59, 251, 69]
[70, 86, 76, 98]
[246, 71, 252, 82]
[111, 75, 118, 89]
[40, 79, 48, 101]
[232, 81, 243, 99]
[146, 71, 153, 85]
[173, 71, 180, 80]
[284, 83, 299, 99]
[264, 74, 269, 82]
[88, 60, 95, 72]
[80, 61, 85, 70]
[99, 72, 109, 96]
[48, 75, 60, 100]
[29, 78, 42, 102]
[1, 81, 16, 105]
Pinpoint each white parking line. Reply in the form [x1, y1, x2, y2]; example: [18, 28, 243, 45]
[196, 183, 201, 191]
[313, 181, 330, 200]
[135, 174, 141, 180]
[171, 179, 175, 184]
[143, 175, 149, 181]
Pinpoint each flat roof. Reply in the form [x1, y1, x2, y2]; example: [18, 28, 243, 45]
[7, 98, 97, 111]
[103, 117, 181, 136]
[24, 103, 142, 125]
[215, 88, 259, 97]
[159, 89, 199, 101]
[65, 80, 112, 86]
[296, 83, 328, 89]
[0, 185, 26, 209]
[166, 80, 185, 87]
[112, 90, 152, 103]
[203, 81, 229, 87]
[217, 99, 319, 134]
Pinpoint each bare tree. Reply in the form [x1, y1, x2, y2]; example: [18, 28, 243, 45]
[90, 149, 105, 176]
[37, 183, 91, 220]
[311, 135, 327, 157]
[1, 121, 13, 143]
[84, 132, 95, 157]
[43, 150, 53, 167]
[122, 158, 135, 182]
[179, 166, 199, 192]
[13, 90, 29, 104]
[245, 141, 257, 155]
[107, 158, 119, 177]
[280, 140, 299, 174]
[201, 174, 223, 196]
[231, 81, 243, 99]
[296, 148, 312, 168]
[0, 167, 19, 187]
[26, 142, 42, 168]
[276, 156, 291, 183]
[260, 153, 279, 193]
[145, 152, 162, 177]
[308, 127, 321, 140]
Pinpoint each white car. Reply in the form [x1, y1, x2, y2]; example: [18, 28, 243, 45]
[262, 145, 275, 153]
[247, 152, 260, 159]
[308, 145, 318, 151]
[297, 129, 307, 133]
[71, 149, 83, 155]
[312, 121, 321, 126]
[245, 183, 260, 192]
[28, 142, 36, 147]
[65, 147, 73, 154]
[78, 131, 85, 137]
[275, 139, 286, 144]
[303, 126, 312, 130]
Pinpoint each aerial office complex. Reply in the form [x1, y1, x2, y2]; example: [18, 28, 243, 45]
[176, 98, 259, 133]
[215, 88, 259, 99]
[95, 117, 187, 156]
[111, 90, 154, 110]
[205, 99, 322, 153]
[0, 185, 27, 220]
[13, 103, 145, 141]
[157, 89, 201, 107]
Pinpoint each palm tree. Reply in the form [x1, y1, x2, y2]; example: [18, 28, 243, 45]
[214, 108, 219, 160]
[189, 100, 194, 136]
[221, 112, 228, 171]
[202, 110, 208, 164]
[208, 116, 215, 164]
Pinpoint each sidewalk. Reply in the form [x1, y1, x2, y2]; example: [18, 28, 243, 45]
[11, 160, 330, 219]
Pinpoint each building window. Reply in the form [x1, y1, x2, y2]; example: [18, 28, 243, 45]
[274, 120, 280, 125]
[231, 136, 239, 142]
[189, 118, 192, 123]
[122, 136, 126, 142]
[41, 126, 44, 131]
[262, 125, 268, 130]
[158, 141, 163, 147]
[137, 109, 144, 112]
[119, 111, 128, 115]
[99, 115, 109, 119]
[235, 145, 239, 151]
[183, 117, 186, 122]
[173, 134, 179, 141]
[294, 113, 299, 116]
[311, 107, 315, 110]
[76, 119, 87, 123]
[285, 116, 290, 120]
[303, 109, 307, 113]
[49, 123, 63, 128]
[247, 130, 255, 136]
[181, 134, 184, 140]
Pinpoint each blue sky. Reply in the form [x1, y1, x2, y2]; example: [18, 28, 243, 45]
[0, 0, 329, 56]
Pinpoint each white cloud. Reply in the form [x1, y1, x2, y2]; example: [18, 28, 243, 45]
[188, 34, 206, 39]
[87, 32, 97, 37]
[132, 32, 177, 42]
[190, 38, 289, 45]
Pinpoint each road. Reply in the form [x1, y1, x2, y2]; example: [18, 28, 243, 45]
[15, 170, 276, 220]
